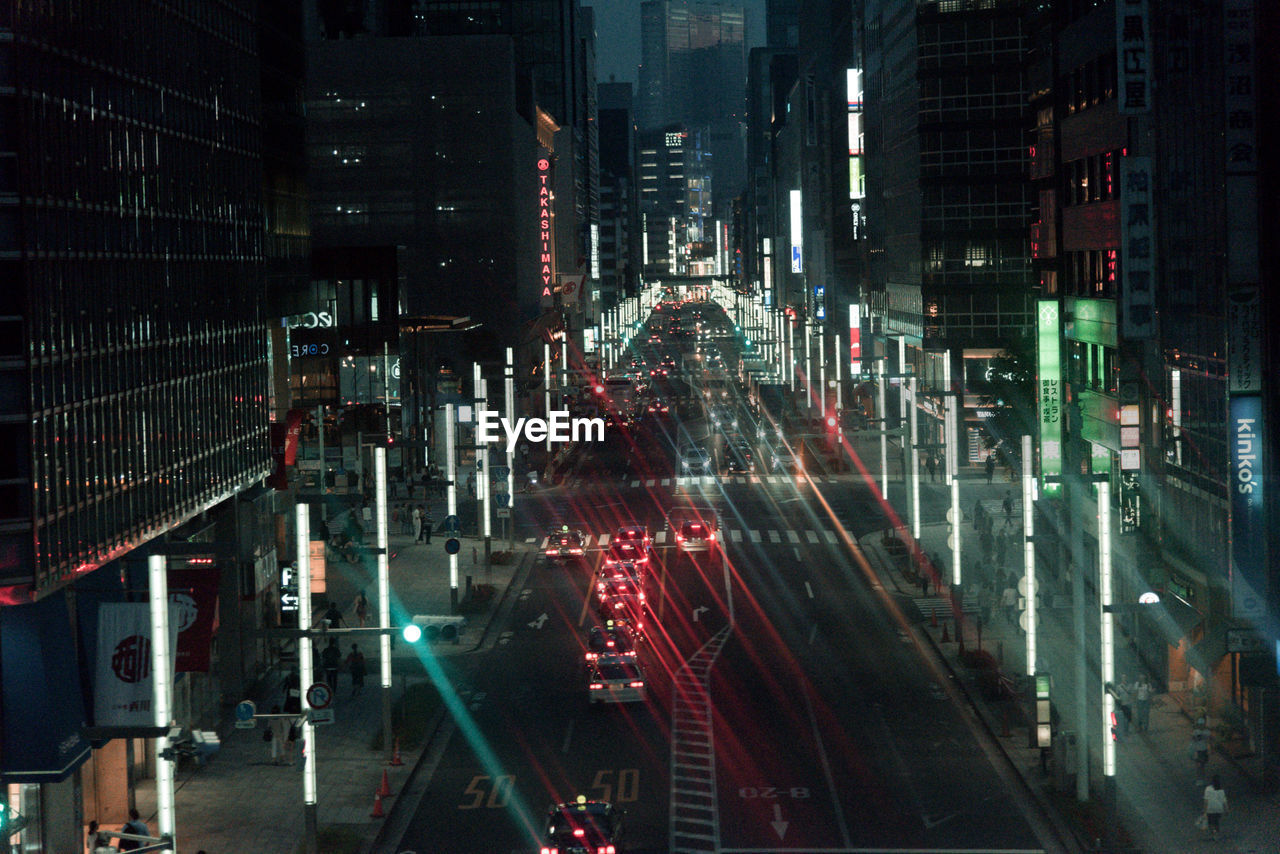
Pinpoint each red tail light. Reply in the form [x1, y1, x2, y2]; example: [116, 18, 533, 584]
[589, 683, 604, 690]
[708, 533, 715, 541]
[574, 828, 586, 838]
[629, 681, 645, 688]
[546, 549, 557, 556]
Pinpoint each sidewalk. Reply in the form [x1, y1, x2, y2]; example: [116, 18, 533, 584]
[133, 510, 533, 854]
[849, 430, 1280, 853]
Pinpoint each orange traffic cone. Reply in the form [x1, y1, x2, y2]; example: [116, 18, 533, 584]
[370, 788, 386, 818]
[940, 619, 950, 643]
[379, 769, 392, 798]
[389, 737, 404, 766]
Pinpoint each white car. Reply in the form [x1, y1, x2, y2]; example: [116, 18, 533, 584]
[675, 519, 716, 553]
[587, 655, 648, 705]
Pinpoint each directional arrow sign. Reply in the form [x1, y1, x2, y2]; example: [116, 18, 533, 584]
[770, 804, 788, 839]
[528, 613, 549, 629]
[692, 605, 709, 623]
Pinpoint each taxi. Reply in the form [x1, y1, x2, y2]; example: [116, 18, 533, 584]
[584, 619, 640, 663]
[545, 525, 586, 561]
[541, 796, 624, 854]
[586, 655, 648, 705]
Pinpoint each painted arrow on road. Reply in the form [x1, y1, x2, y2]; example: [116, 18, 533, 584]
[692, 605, 709, 622]
[770, 804, 789, 839]
[528, 613, 549, 629]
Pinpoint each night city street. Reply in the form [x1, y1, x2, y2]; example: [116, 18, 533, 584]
[1, 3, 1277, 854]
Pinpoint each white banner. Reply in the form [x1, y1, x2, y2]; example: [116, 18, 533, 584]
[95, 603, 179, 727]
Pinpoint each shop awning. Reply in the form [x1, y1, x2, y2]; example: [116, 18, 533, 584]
[1189, 623, 1230, 676]
[0, 591, 91, 783]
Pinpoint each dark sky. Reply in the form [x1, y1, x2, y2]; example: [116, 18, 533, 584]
[587, 0, 767, 86]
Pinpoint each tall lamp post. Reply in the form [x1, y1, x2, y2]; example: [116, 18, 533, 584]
[1098, 475, 1117, 841]
[295, 504, 318, 854]
[1022, 434, 1038, 677]
[505, 347, 516, 551]
[877, 358, 888, 499]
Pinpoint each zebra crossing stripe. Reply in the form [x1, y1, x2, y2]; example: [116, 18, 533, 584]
[730, 529, 742, 543]
[786, 530, 800, 544]
[631, 480, 641, 488]
[805, 530, 819, 544]
[598, 534, 610, 547]
[823, 530, 838, 544]
[662, 478, 670, 486]
[525, 537, 537, 544]
[749, 530, 762, 543]
[768, 530, 780, 543]
[655, 530, 668, 545]
[539, 537, 549, 549]
[646, 479, 656, 487]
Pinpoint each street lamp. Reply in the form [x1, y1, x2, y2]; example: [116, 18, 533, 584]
[1022, 434, 1038, 678]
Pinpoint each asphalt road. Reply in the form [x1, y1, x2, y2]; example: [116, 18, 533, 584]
[390, 307, 1054, 853]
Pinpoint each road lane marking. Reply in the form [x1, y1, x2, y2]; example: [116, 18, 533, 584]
[655, 530, 667, 544]
[561, 718, 575, 754]
[786, 530, 800, 544]
[749, 530, 762, 543]
[730, 529, 743, 543]
[631, 480, 641, 487]
[768, 530, 780, 543]
[823, 530, 837, 544]
[804, 582, 814, 599]
[805, 530, 819, 543]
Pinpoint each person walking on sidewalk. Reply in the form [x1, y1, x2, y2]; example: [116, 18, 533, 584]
[985, 453, 996, 484]
[1202, 774, 1228, 839]
[346, 643, 366, 697]
[1001, 583, 1018, 627]
[353, 589, 369, 628]
[1134, 674, 1152, 732]
[926, 454, 937, 482]
[412, 504, 423, 542]
[267, 704, 290, 764]
[117, 809, 148, 851]
[1111, 674, 1133, 739]
[920, 570, 930, 597]
[422, 506, 433, 544]
[1191, 717, 1212, 783]
[321, 637, 342, 693]
[1002, 490, 1013, 520]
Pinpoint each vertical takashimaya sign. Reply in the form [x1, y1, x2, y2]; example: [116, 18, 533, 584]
[1119, 156, 1155, 339]
[789, 190, 803, 273]
[1223, 0, 1265, 625]
[1036, 300, 1062, 496]
[537, 154, 555, 307]
[1116, 0, 1150, 114]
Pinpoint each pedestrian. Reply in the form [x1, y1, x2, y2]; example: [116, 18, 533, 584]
[92, 833, 117, 854]
[346, 643, 367, 697]
[412, 504, 423, 542]
[422, 506, 433, 544]
[1134, 674, 1152, 732]
[282, 669, 302, 714]
[87, 820, 103, 854]
[267, 704, 290, 764]
[1001, 584, 1018, 627]
[920, 570, 930, 597]
[353, 589, 369, 628]
[321, 637, 341, 693]
[1003, 490, 1013, 520]
[117, 808, 149, 851]
[1202, 774, 1228, 840]
[985, 453, 996, 484]
[926, 454, 937, 482]
[1191, 717, 1212, 783]
[323, 601, 344, 629]
[1111, 674, 1132, 739]
[361, 499, 373, 532]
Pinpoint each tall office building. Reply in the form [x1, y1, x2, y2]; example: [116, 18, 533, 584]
[0, 2, 278, 846]
[599, 82, 641, 301]
[638, 125, 714, 277]
[638, 0, 748, 215]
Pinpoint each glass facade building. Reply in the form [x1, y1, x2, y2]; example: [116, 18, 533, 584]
[1, 2, 271, 596]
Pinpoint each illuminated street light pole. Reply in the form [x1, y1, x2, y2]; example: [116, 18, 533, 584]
[373, 447, 394, 762]
[148, 554, 176, 843]
[945, 351, 961, 587]
[788, 319, 795, 392]
[1022, 434, 1037, 677]
[909, 376, 920, 541]
[877, 358, 888, 499]
[445, 404, 459, 612]
[543, 342, 552, 453]
[804, 320, 813, 412]
[1098, 476, 1116, 839]
[819, 331, 827, 420]
[295, 504, 318, 854]
[835, 333, 844, 456]
[478, 375, 492, 569]
[505, 347, 516, 551]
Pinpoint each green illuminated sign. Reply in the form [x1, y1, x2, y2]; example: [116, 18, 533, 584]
[1037, 300, 1062, 495]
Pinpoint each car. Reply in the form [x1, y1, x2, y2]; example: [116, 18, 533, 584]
[603, 541, 649, 571]
[587, 655, 648, 705]
[675, 518, 716, 553]
[541, 796, 624, 853]
[545, 526, 586, 561]
[680, 445, 712, 474]
[707, 405, 738, 431]
[659, 354, 677, 371]
[723, 444, 753, 473]
[595, 562, 648, 603]
[614, 524, 652, 549]
[585, 619, 641, 662]
[595, 591, 648, 632]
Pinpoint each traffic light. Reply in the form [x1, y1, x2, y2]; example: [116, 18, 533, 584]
[402, 624, 423, 644]
[825, 414, 837, 431]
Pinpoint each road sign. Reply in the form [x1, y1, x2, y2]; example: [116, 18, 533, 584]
[443, 515, 461, 533]
[494, 493, 509, 509]
[234, 720, 257, 729]
[310, 708, 335, 726]
[1227, 628, 1267, 654]
[235, 700, 257, 722]
[491, 466, 510, 479]
[1017, 576, 1040, 597]
[306, 682, 333, 710]
[497, 508, 511, 518]
[445, 537, 461, 555]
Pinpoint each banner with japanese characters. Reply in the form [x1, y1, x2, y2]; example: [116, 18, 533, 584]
[94, 603, 180, 727]
[1116, 0, 1150, 114]
[1119, 157, 1155, 339]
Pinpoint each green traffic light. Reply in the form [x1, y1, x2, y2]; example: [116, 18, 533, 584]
[402, 624, 423, 643]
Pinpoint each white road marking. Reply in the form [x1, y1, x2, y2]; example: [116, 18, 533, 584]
[561, 718, 575, 754]
[768, 530, 780, 543]
[786, 530, 800, 544]
[730, 529, 743, 543]
[749, 530, 762, 543]
[631, 480, 641, 487]
[804, 581, 814, 599]
[655, 530, 668, 545]
[805, 530, 819, 543]
[824, 530, 838, 544]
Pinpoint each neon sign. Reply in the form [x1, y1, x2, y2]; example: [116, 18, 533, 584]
[538, 155, 554, 298]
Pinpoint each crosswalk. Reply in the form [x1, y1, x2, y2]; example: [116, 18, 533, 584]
[537, 526, 846, 551]
[912, 596, 979, 618]
[553, 474, 849, 490]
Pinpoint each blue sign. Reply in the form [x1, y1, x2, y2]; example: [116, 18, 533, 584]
[494, 493, 509, 509]
[443, 515, 461, 533]
[444, 538, 462, 555]
[235, 700, 257, 722]
[491, 466, 510, 479]
[1229, 395, 1266, 622]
